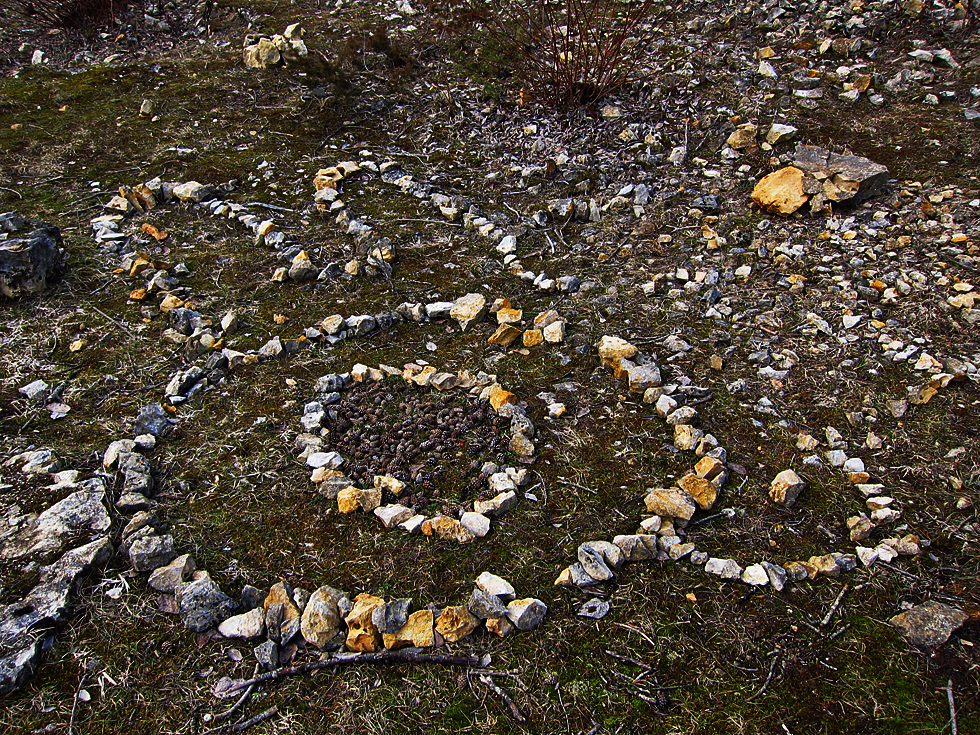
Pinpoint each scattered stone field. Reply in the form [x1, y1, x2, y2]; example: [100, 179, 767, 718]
[0, 1, 978, 733]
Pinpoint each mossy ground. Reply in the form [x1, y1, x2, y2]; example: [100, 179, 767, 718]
[1, 1, 978, 733]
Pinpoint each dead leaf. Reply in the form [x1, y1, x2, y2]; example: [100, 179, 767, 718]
[273, 313, 288, 324]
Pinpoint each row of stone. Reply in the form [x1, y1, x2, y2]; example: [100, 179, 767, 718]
[555, 335, 927, 593]
[312, 155, 583, 293]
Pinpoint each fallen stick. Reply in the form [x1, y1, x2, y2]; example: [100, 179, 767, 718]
[212, 665, 260, 723]
[201, 705, 279, 735]
[946, 679, 958, 735]
[745, 652, 781, 703]
[224, 651, 481, 693]
[821, 584, 850, 627]
[479, 674, 526, 723]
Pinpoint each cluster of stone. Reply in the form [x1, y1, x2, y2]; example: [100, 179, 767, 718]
[213, 571, 545, 670]
[94, 176, 318, 290]
[0, 212, 64, 299]
[298, 363, 535, 543]
[1, 451, 113, 694]
[243, 24, 308, 69]
[789, 422, 927, 569]
[751, 144, 889, 216]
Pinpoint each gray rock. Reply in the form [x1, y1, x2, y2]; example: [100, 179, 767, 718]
[371, 598, 412, 634]
[704, 557, 743, 580]
[280, 616, 301, 644]
[0, 537, 113, 695]
[147, 554, 195, 593]
[0, 218, 64, 299]
[467, 589, 508, 620]
[254, 639, 279, 670]
[128, 534, 176, 572]
[134, 403, 175, 437]
[1, 485, 109, 561]
[218, 608, 265, 639]
[792, 144, 889, 206]
[505, 598, 547, 631]
[577, 599, 610, 620]
[175, 573, 237, 632]
[242, 585, 265, 611]
[475, 572, 515, 601]
[18, 379, 49, 401]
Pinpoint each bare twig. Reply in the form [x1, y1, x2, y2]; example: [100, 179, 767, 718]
[201, 705, 280, 735]
[225, 651, 481, 693]
[213, 665, 260, 723]
[605, 650, 651, 671]
[946, 679, 958, 735]
[91, 306, 137, 341]
[479, 674, 526, 722]
[68, 673, 87, 735]
[745, 651, 781, 703]
[821, 584, 850, 627]
[612, 622, 657, 648]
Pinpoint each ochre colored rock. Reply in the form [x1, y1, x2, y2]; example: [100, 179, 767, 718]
[677, 474, 718, 511]
[264, 582, 300, 620]
[435, 606, 479, 643]
[751, 167, 808, 215]
[383, 610, 435, 649]
[345, 593, 384, 652]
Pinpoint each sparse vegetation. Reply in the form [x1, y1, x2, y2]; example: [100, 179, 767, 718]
[0, 0, 978, 733]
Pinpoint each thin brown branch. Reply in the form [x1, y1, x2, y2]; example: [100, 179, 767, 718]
[224, 651, 482, 694]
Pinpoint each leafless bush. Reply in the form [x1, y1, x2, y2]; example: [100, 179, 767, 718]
[476, 0, 662, 108]
[1, 0, 116, 31]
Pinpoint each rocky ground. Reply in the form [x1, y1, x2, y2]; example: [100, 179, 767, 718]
[1, 0, 979, 733]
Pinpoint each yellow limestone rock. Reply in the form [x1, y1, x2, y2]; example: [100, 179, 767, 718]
[523, 329, 544, 347]
[486, 384, 516, 411]
[598, 335, 638, 360]
[383, 609, 435, 649]
[421, 516, 476, 544]
[337, 486, 363, 514]
[436, 606, 479, 643]
[677, 474, 718, 511]
[264, 582, 300, 620]
[300, 585, 343, 648]
[751, 167, 808, 215]
[345, 593, 384, 652]
[496, 307, 522, 325]
[488, 324, 522, 347]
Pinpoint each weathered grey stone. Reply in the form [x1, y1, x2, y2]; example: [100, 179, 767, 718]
[1, 485, 109, 561]
[254, 639, 279, 670]
[147, 553, 195, 593]
[371, 598, 412, 634]
[468, 589, 508, 620]
[218, 608, 265, 639]
[0, 537, 112, 695]
[128, 534, 176, 572]
[792, 144, 889, 206]
[174, 573, 237, 632]
[704, 557, 743, 580]
[475, 572, 515, 601]
[0, 218, 64, 299]
[506, 598, 547, 631]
